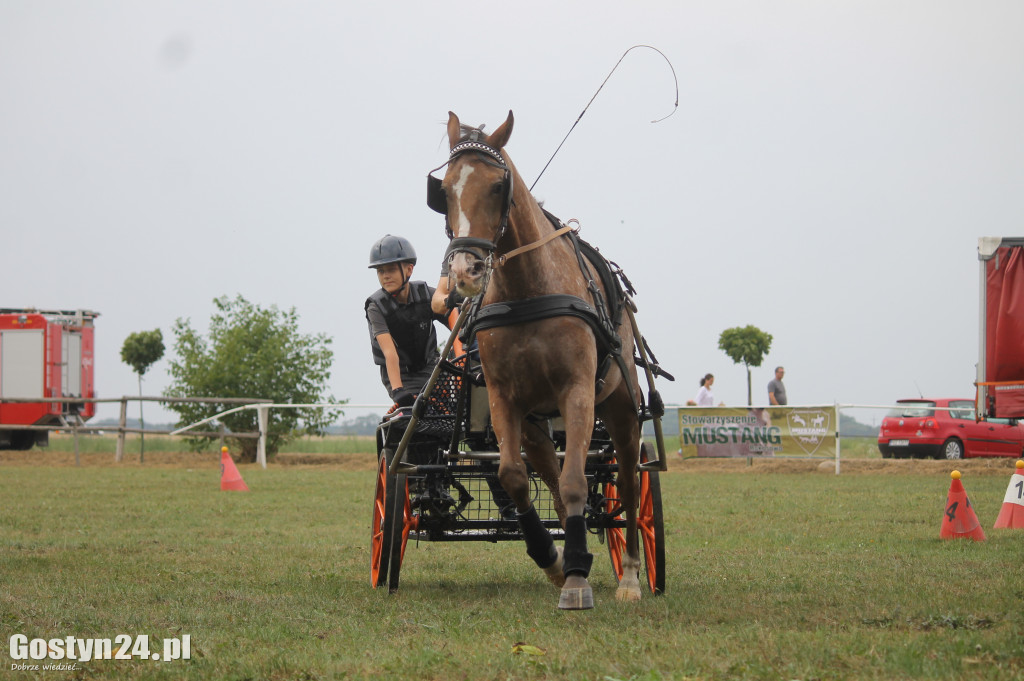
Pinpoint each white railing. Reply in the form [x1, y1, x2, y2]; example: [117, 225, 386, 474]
[171, 403, 388, 468]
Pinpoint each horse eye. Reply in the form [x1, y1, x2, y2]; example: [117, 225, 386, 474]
[491, 182, 504, 195]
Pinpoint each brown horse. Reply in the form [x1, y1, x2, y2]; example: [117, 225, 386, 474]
[440, 111, 644, 609]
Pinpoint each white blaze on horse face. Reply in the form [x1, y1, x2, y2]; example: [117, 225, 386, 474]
[452, 165, 475, 238]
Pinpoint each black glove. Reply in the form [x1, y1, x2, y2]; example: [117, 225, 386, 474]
[391, 387, 417, 407]
[445, 288, 465, 310]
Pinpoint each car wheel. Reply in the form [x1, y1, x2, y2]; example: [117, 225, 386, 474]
[878, 444, 892, 459]
[941, 438, 964, 460]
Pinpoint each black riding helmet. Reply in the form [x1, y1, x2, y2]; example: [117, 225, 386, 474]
[368, 235, 417, 268]
[369, 235, 418, 299]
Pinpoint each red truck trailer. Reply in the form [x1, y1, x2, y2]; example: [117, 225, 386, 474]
[977, 238, 1024, 419]
[0, 308, 98, 450]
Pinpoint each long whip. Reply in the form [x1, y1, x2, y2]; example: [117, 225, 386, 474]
[530, 44, 679, 191]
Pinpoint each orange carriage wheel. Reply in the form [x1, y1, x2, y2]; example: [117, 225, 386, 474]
[603, 475, 627, 579]
[602, 443, 665, 595]
[387, 473, 417, 593]
[638, 442, 666, 594]
[371, 449, 400, 588]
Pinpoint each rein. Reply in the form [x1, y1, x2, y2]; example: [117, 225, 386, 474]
[496, 223, 574, 266]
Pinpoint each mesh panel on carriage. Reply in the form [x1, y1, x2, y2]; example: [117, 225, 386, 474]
[413, 356, 466, 438]
[456, 469, 560, 525]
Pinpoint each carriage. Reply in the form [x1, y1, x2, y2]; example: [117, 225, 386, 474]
[369, 110, 674, 609]
[370, 350, 667, 595]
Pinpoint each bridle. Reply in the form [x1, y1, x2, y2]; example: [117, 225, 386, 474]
[425, 129, 644, 421]
[428, 139, 576, 269]
[427, 135, 515, 266]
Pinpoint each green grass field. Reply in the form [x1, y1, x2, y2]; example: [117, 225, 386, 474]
[2, 443, 1023, 680]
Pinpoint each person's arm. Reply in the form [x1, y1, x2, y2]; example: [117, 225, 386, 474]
[375, 332, 404, 393]
[768, 385, 779, 406]
[431, 276, 451, 316]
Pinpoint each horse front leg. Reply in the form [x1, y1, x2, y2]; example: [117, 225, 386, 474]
[557, 389, 596, 610]
[492, 403, 565, 588]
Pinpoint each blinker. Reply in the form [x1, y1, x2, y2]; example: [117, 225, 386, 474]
[425, 137, 515, 249]
[426, 174, 447, 215]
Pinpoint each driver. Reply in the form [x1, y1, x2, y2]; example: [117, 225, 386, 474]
[364, 235, 447, 407]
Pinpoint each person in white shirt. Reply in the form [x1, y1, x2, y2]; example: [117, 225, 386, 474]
[695, 373, 715, 407]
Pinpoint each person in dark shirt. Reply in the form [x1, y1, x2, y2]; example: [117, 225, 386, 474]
[364, 235, 446, 407]
[767, 366, 787, 405]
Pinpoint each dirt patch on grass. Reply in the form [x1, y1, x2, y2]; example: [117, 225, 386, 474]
[0, 449, 379, 470]
[673, 456, 1019, 476]
[2, 449, 1019, 476]
[0, 450, 222, 468]
[274, 451, 377, 470]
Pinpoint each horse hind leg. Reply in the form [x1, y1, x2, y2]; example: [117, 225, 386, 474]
[516, 504, 565, 588]
[603, 398, 643, 602]
[521, 420, 567, 524]
[613, 458, 643, 603]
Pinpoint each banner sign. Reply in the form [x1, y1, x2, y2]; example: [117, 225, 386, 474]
[677, 406, 837, 458]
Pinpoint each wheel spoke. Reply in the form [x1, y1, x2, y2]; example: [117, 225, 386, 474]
[603, 476, 625, 579]
[371, 454, 396, 589]
[398, 482, 413, 563]
[370, 460, 387, 586]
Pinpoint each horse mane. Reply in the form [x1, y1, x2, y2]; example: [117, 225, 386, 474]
[457, 123, 487, 144]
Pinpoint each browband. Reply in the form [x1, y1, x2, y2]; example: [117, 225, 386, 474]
[449, 140, 506, 166]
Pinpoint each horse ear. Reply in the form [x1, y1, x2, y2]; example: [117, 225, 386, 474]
[447, 111, 462, 149]
[486, 110, 514, 150]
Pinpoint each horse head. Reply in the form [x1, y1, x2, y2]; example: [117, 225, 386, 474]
[442, 110, 515, 298]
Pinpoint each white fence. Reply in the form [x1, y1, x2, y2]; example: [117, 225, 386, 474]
[0, 396, 272, 465]
[7, 397, 913, 474]
[171, 403, 389, 468]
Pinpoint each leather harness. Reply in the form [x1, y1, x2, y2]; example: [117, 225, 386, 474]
[428, 137, 645, 418]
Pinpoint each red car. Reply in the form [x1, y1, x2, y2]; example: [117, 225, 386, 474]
[878, 398, 1024, 460]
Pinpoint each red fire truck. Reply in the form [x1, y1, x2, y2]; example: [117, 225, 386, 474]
[977, 238, 1024, 419]
[0, 308, 98, 450]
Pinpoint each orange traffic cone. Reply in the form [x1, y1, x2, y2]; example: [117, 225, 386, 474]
[220, 446, 249, 491]
[940, 470, 985, 541]
[993, 460, 1024, 529]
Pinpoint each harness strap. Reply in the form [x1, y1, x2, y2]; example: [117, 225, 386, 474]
[497, 225, 573, 266]
[467, 294, 603, 340]
[563, 230, 640, 419]
[567, 231, 620, 353]
[463, 293, 640, 419]
[449, 237, 498, 256]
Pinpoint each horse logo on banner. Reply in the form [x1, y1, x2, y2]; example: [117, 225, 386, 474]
[786, 409, 831, 455]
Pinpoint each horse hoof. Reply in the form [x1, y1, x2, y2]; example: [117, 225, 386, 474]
[543, 546, 565, 588]
[558, 584, 594, 610]
[615, 586, 642, 602]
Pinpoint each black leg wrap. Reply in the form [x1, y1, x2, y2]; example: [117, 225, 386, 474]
[562, 515, 593, 578]
[517, 505, 558, 569]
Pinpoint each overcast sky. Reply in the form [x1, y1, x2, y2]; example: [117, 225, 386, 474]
[2, 2, 1022, 428]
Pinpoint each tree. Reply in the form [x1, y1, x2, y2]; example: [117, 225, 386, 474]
[164, 295, 342, 462]
[120, 329, 165, 460]
[718, 325, 773, 406]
